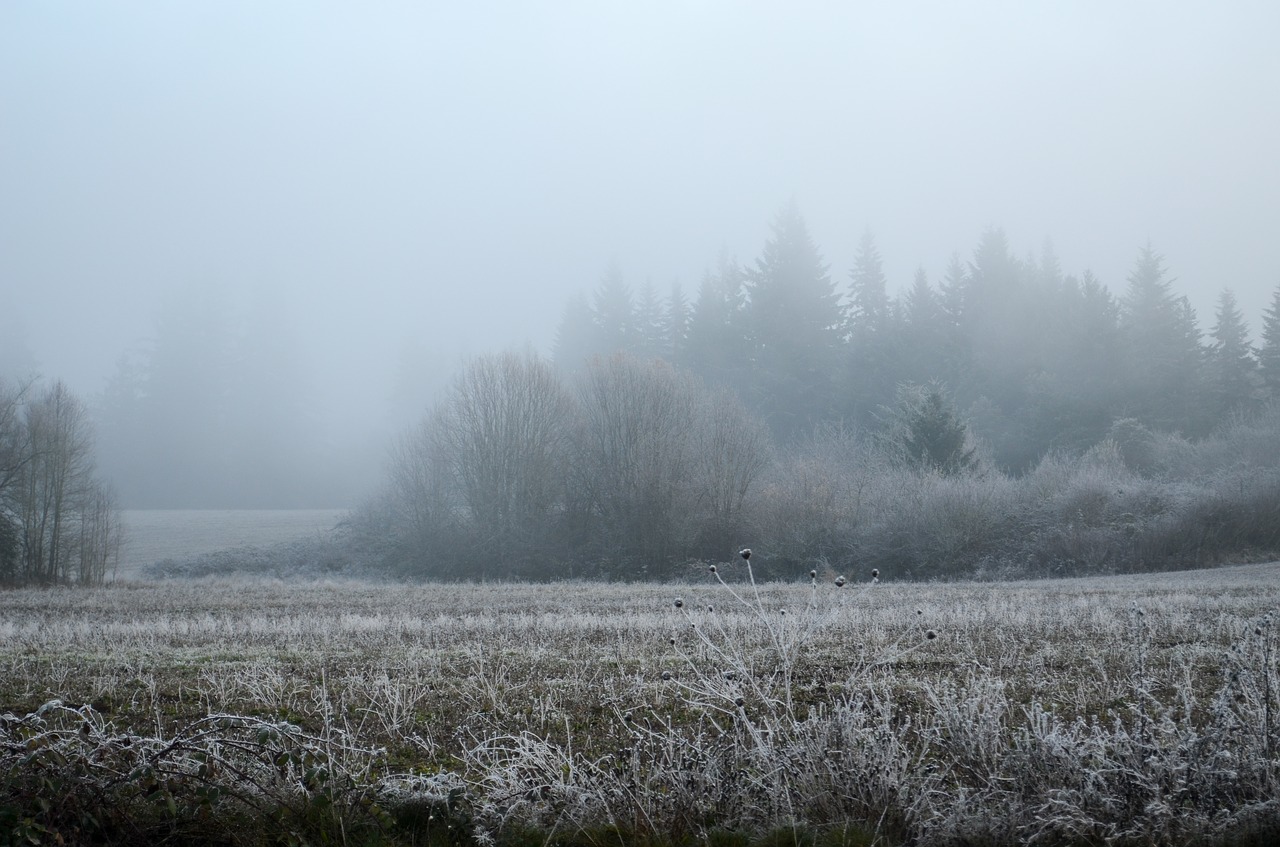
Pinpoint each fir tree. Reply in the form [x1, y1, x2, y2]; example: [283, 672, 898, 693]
[744, 203, 844, 441]
[881, 382, 978, 476]
[846, 227, 890, 336]
[590, 261, 633, 356]
[1118, 245, 1206, 432]
[1207, 288, 1257, 418]
[1259, 283, 1280, 400]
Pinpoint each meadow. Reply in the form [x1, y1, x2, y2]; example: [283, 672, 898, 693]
[1, 562, 1278, 846]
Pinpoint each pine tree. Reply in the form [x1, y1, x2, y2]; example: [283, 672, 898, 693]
[846, 227, 890, 337]
[660, 282, 690, 364]
[684, 255, 748, 391]
[1118, 245, 1206, 432]
[744, 203, 844, 440]
[632, 278, 663, 360]
[881, 382, 978, 476]
[1259, 283, 1280, 401]
[590, 262, 633, 356]
[551, 291, 596, 372]
[900, 267, 947, 383]
[1207, 289, 1257, 419]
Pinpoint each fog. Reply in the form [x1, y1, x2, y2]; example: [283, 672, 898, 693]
[3, 2, 1279, 507]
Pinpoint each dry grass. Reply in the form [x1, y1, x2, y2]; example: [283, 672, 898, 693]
[2, 563, 1278, 845]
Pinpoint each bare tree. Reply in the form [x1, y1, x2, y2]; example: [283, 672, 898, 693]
[4, 381, 118, 586]
[573, 354, 700, 574]
[427, 352, 575, 575]
[691, 387, 771, 555]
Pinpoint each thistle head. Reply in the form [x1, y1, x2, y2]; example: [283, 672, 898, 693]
[739, 548, 751, 561]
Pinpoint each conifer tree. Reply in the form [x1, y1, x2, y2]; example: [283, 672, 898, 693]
[660, 282, 690, 364]
[880, 382, 978, 476]
[590, 262, 634, 356]
[684, 255, 748, 391]
[551, 292, 596, 372]
[846, 227, 890, 336]
[632, 278, 663, 360]
[1207, 288, 1257, 419]
[1118, 245, 1206, 432]
[1259, 283, 1280, 401]
[744, 203, 844, 441]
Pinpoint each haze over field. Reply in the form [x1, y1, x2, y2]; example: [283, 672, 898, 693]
[3, 2, 1280, 508]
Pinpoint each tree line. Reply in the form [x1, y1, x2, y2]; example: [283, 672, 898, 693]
[352, 204, 1280, 580]
[555, 204, 1280, 470]
[0, 379, 120, 586]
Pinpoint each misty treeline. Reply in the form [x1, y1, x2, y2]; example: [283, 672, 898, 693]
[0, 379, 121, 586]
[343, 205, 1280, 581]
[93, 290, 356, 508]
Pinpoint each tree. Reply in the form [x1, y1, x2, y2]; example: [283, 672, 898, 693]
[690, 387, 771, 556]
[879, 382, 978, 476]
[632, 278, 664, 361]
[846, 228, 890, 336]
[5, 381, 119, 586]
[551, 291, 596, 373]
[659, 281, 690, 364]
[590, 262, 634, 357]
[571, 354, 700, 576]
[0, 379, 33, 577]
[435, 352, 575, 576]
[1118, 245, 1207, 432]
[683, 255, 749, 392]
[1206, 289, 1258, 419]
[1259, 283, 1280, 401]
[743, 203, 844, 441]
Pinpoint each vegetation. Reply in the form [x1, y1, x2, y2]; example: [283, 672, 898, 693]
[341, 354, 1280, 581]
[1, 564, 1278, 845]
[0, 379, 120, 587]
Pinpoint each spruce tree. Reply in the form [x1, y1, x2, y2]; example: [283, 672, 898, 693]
[744, 203, 844, 441]
[1207, 289, 1257, 419]
[881, 382, 978, 476]
[684, 256, 748, 391]
[590, 262, 633, 356]
[1118, 245, 1206, 432]
[847, 227, 890, 336]
[660, 282, 690, 364]
[1259, 283, 1280, 401]
[632, 278, 663, 360]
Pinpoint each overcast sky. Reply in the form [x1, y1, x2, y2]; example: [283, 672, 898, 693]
[4, 1, 1279, 431]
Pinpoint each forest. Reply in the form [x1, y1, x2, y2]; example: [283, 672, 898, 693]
[313, 208, 1280, 582]
[5, 206, 1280, 586]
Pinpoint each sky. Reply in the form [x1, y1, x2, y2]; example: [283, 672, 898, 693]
[3, 1, 1280, 445]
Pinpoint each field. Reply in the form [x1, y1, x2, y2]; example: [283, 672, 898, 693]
[116, 510, 349, 579]
[2, 563, 1278, 846]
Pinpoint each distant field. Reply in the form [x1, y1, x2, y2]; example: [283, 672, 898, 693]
[1, 563, 1277, 845]
[116, 509, 348, 578]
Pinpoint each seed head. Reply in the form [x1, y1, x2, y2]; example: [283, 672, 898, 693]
[835, 575, 847, 588]
[709, 564, 717, 573]
[871, 568, 879, 579]
[809, 569, 817, 579]
[674, 598, 683, 609]
[734, 697, 745, 708]
[661, 670, 672, 681]
[707, 604, 714, 612]
[739, 548, 752, 561]
[925, 629, 938, 641]
[669, 637, 676, 645]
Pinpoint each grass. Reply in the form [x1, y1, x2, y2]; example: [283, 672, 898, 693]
[1, 563, 1278, 845]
